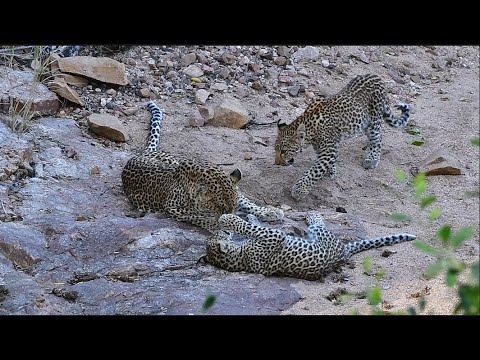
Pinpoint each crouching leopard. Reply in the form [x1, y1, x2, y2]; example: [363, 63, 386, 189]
[201, 212, 416, 280]
[121, 101, 284, 232]
[274, 74, 411, 200]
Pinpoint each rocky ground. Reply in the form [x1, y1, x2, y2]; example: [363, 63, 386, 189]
[0, 45, 478, 315]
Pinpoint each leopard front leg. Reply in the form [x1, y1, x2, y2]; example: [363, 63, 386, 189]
[291, 143, 338, 200]
[164, 207, 220, 233]
[236, 192, 284, 223]
[363, 121, 382, 169]
[219, 213, 285, 240]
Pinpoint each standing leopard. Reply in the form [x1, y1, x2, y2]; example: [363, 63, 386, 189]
[274, 74, 411, 200]
[201, 212, 416, 281]
[121, 101, 284, 232]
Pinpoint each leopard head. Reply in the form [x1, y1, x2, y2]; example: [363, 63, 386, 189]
[274, 120, 306, 166]
[203, 230, 242, 271]
[181, 161, 242, 215]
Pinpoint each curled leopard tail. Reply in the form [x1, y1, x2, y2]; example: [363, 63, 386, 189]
[146, 101, 164, 152]
[383, 102, 410, 128]
[344, 233, 416, 259]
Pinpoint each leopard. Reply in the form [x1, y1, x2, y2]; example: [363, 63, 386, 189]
[201, 212, 416, 280]
[274, 73, 411, 200]
[121, 101, 284, 232]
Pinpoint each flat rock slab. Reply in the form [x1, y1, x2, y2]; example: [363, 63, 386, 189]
[57, 56, 128, 86]
[0, 118, 367, 315]
[0, 66, 59, 116]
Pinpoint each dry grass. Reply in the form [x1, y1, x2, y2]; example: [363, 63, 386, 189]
[0, 45, 53, 133]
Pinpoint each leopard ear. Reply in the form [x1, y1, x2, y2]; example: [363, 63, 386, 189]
[230, 168, 242, 184]
[277, 119, 287, 129]
[297, 123, 306, 145]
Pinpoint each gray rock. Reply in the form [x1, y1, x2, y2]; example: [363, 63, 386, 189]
[274, 56, 288, 66]
[211, 82, 229, 91]
[220, 53, 236, 65]
[277, 46, 291, 58]
[292, 46, 319, 62]
[195, 89, 211, 105]
[182, 65, 204, 78]
[181, 53, 197, 66]
[251, 81, 264, 91]
[217, 67, 231, 79]
[0, 66, 59, 117]
[87, 113, 129, 142]
[288, 85, 301, 97]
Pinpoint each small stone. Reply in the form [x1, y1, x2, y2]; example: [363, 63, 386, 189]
[183, 65, 204, 78]
[195, 89, 211, 105]
[198, 106, 214, 121]
[277, 46, 290, 58]
[280, 204, 292, 211]
[287, 85, 301, 97]
[100, 98, 107, 107]
[321, 59, 330, 67]
[211, 82, 228, 91]
[90, 166, 101, 175]
[122, 107, 138, 116]
[181, 53, 197, 66]
[274, 56, 287, 66]
[418, 149, 465, 176]
[106, 89, 116, 96]
[410, 74, 421, 83]
[139, 88, 151, 98]
[244, 153, 253, 160]
[251, 81, 264, 91]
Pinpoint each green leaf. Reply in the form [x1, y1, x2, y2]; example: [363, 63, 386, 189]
[464, 190, 480, 199]
[413, 173, 427, 199]
[413, 240, 440, 256]
[425, 260, 446, 279]
[419, 195, 437, 209]
[437, 225, 451, 246]
[202, 294, 216, 310]
[362, 255, 372, 274]
[446, 269, 458, 287]
[471, 262, 479, 282]
[418, 297, 426, 311]
[471, 137, 480, 146]
[407, 307, 417, 315]
[428, 207, 441, 221]
[455, 284, 480, 315]
[394, 169, 407, 182]
[409, 138, 426, 146]
[367, 286, 381, 305]
[390, 212, 412, 222]
[374, 268, 386, 280]
[451, 227, 474, 248]
[338, 293, 355, 303]
[406, 126, 421, 135]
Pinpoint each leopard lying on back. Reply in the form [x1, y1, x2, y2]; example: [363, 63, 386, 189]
[274, 74, 411, 200]
[202, 212, 416, 280]
[121, 101, 284, 232]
